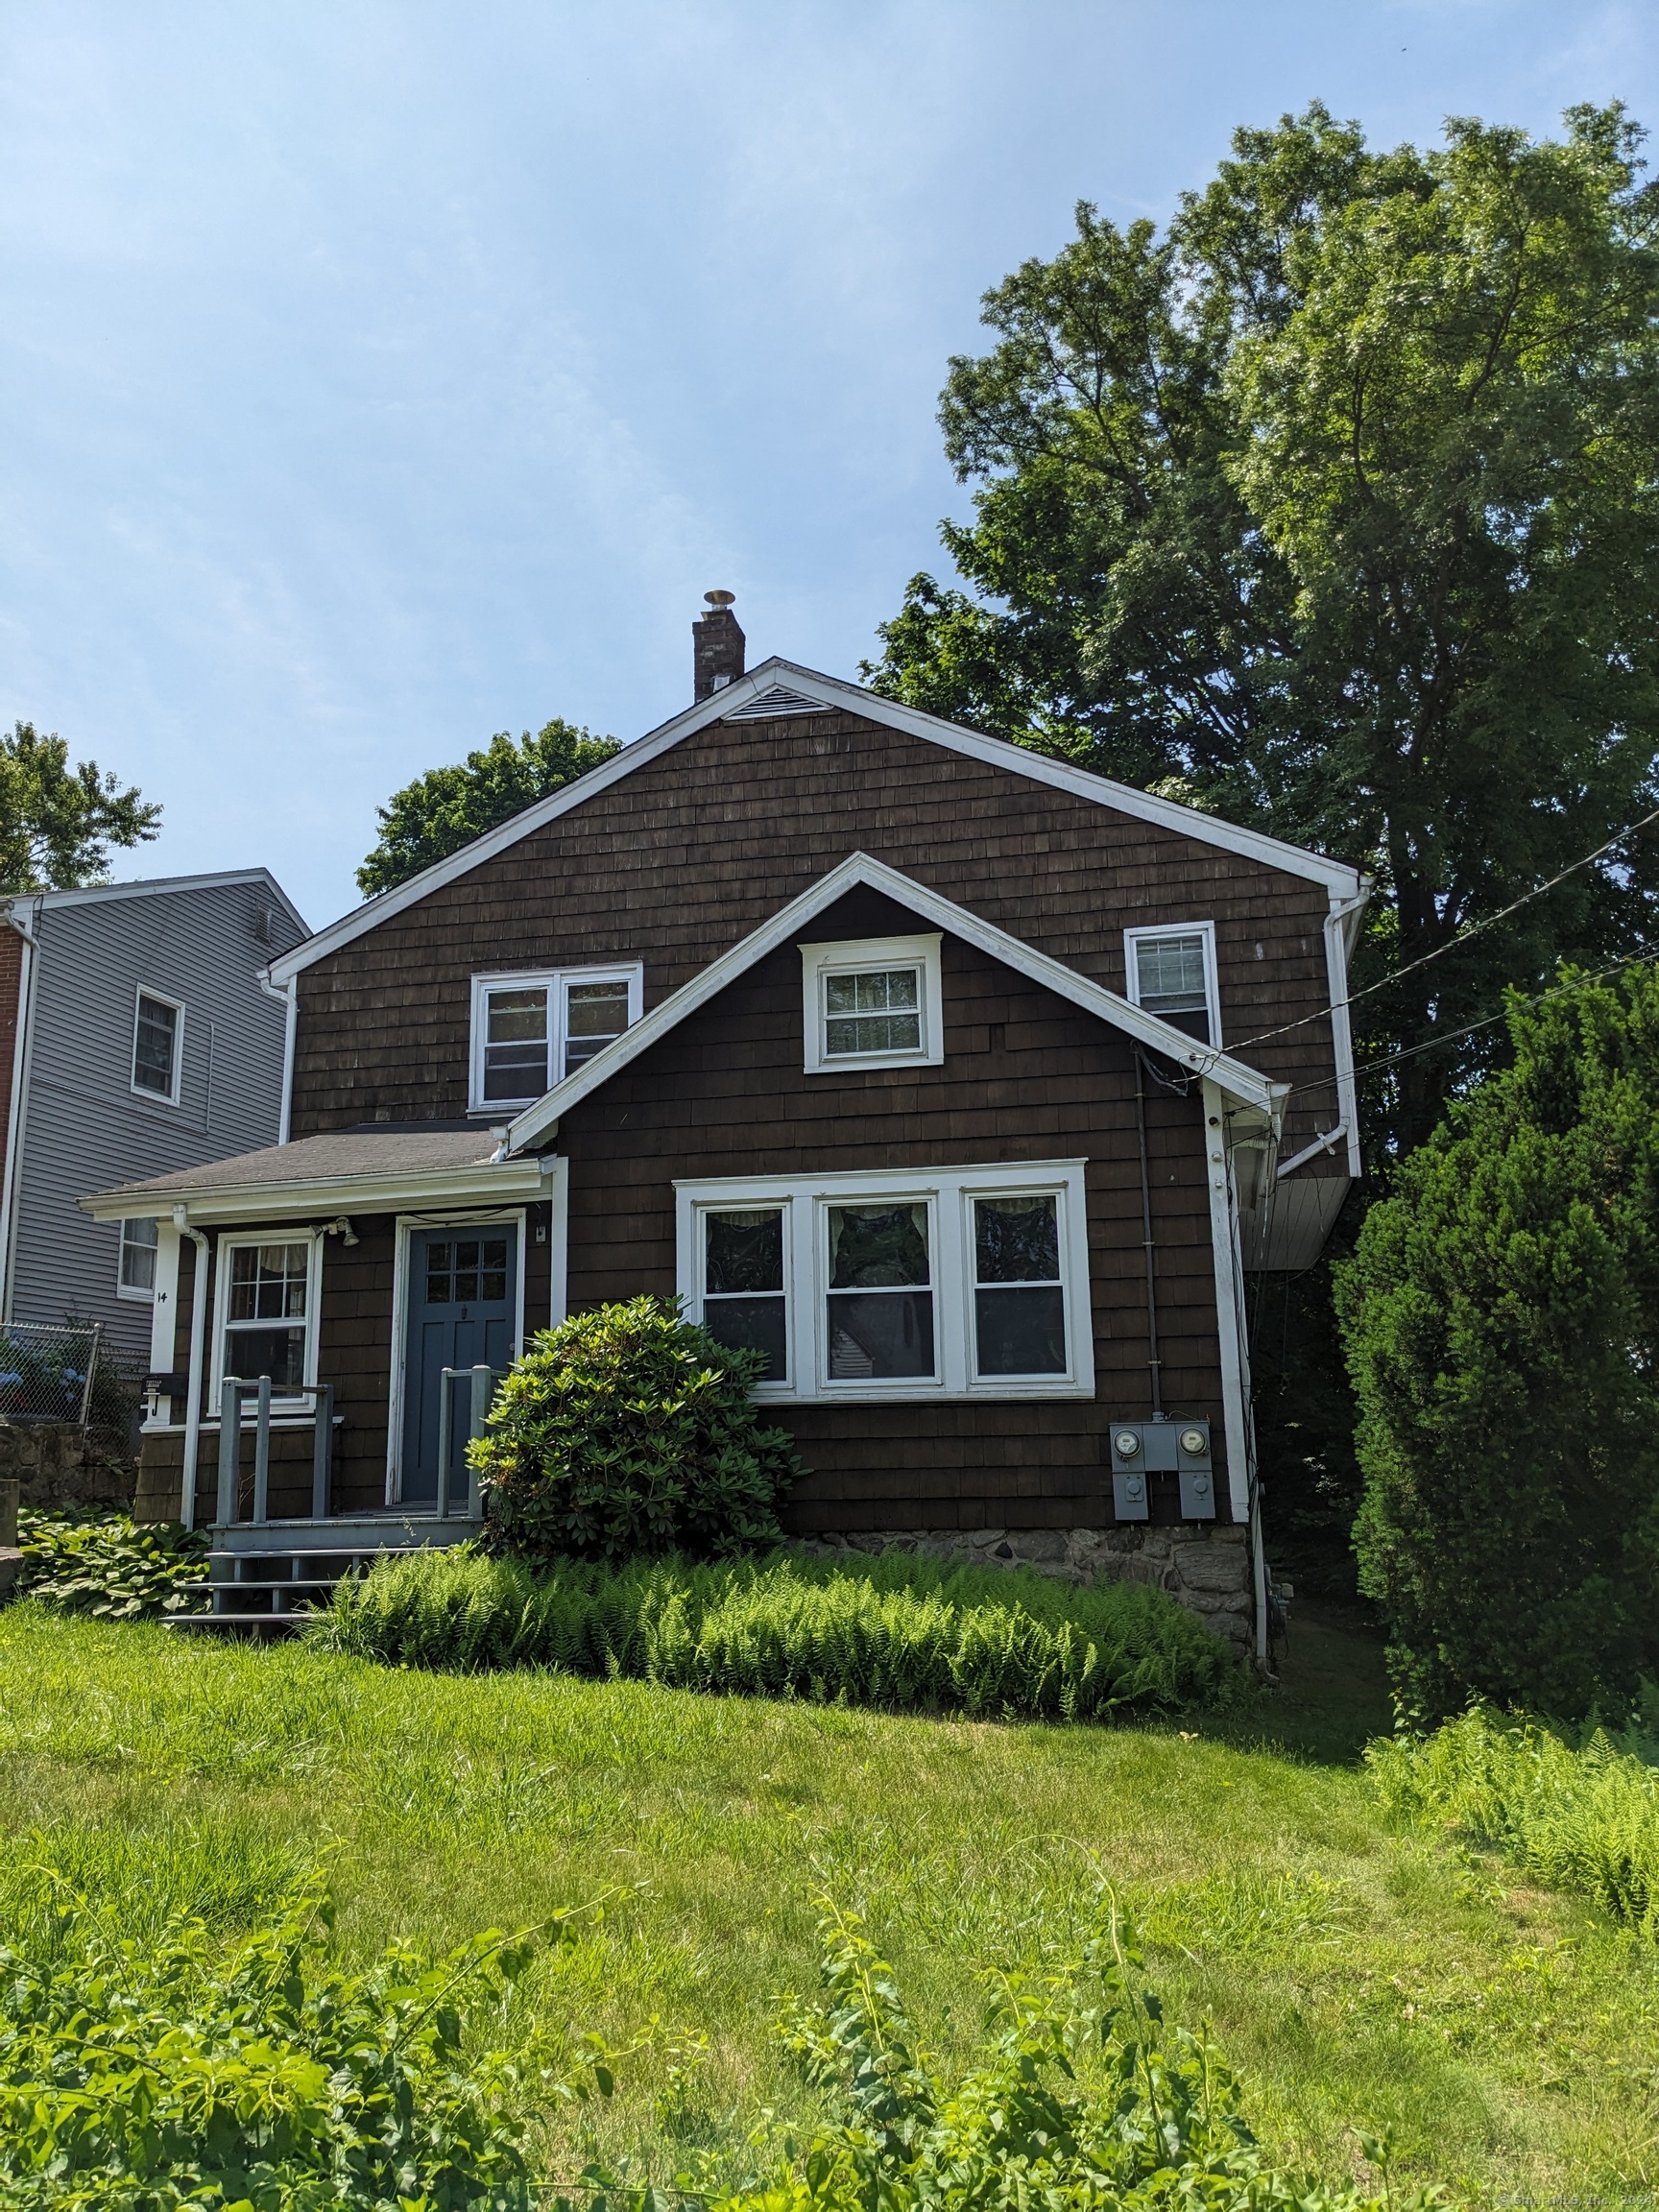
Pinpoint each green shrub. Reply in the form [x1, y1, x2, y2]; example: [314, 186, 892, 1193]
[1369, 1704, 1659, 1940]
[0, 1866, 541, 2209]
[1335, 964, 1659, 1720]
[310, 1545, 1233, 1719]
[474, 1296, 803, 1562]
[16, 1506, 208, 1621]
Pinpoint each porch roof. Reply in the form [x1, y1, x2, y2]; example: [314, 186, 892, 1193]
[80, 1129, 553, 1225]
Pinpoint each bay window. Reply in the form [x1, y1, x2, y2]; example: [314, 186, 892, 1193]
[679, 1161, 1091, 1400]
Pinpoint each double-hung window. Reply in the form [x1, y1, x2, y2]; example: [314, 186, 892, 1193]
[800, 935, 944, 1073]
[117, 1216, 159, 1300]
[132, 989, 182, 1103]
[469, 966, 642, 1110]
[679, 1161, 1091, 1400]
[1123, 923, 1219, 1045]
[216, 1237, 319, 1401]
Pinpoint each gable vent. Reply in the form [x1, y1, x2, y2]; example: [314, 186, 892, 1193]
[721, 683, 832, 722]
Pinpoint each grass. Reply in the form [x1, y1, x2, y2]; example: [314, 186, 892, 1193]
[0, 1596, 1655, 2201]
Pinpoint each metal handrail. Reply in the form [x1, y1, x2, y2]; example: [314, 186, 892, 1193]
[215, 1378, 336, 1527]
[436, 1363, 498, 1520]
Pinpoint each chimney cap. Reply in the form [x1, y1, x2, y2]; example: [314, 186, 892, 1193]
[703, 589, 736, 610]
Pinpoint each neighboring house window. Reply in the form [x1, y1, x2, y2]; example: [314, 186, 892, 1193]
[800, 935, 944, 1073]
[117, 1216, 159, 1300]
[469, 967, 642, 1109]
[217, 1237, 319, 1400]
[132, 990, 182, 1103]
[678, 1161, 1092, 1400]
[1123, 924, 1219, 1045]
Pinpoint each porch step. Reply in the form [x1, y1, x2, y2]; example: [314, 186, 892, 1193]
[168, 1515, 481, 1636]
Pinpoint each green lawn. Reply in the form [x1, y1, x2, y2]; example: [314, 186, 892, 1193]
[1, 1599, 1654, 2200]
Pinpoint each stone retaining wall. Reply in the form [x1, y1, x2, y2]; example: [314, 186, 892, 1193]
[0, 1421, 135, 1509]
[799, 1523, 1254, 1653]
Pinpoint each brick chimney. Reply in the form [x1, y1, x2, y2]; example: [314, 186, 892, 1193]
[693, 589, 745, 700]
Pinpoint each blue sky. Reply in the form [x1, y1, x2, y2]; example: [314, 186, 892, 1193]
[4, 2, 1656, 928]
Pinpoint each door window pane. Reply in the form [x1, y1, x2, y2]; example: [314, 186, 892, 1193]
[823, 968, 922, 1057]
[564, 980, 631, 1074]
[426, 1237, 509, 1305]
[973, 1195, 1066, 1376]
[119, 1216, 159, 1293]
[1134, 935, 1212, 1043]
[133, 994, 179, 1096]
[703, 1208, 786, 1380]
[483, 988, 549, 1100]
[825, 1203, 933, 1379]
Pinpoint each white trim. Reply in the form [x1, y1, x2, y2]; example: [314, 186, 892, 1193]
[386, 1208, 527, 1503]
[1323, 891, 1366, 1180]
[800, 933, 943, 1074]
[1122, 920, 1222, 1047]
[268, 657, 1364, 984]
[676, 1159, 1093, 1403]
[210, 1227, 325, 1411]
[1201, 1078, 1257, 1567]
[116, 1214, 160, 1303]
[468, 963, 643, 1113]
[146, 1220, 182, 1426]
[0, 902, 40, 1322]
[507, 854, 1283, 1152]
[545, 1156, 569, 1329]
[83, 1153, 553, 1226]
[132, 985, 184, 1108]
[260, 971, 298, 1145]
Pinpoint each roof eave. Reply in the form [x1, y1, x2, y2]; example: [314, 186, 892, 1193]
[81, 1156, 550, 1226]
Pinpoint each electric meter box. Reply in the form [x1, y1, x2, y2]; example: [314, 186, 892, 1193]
[1107, 1418, 1215, 1522]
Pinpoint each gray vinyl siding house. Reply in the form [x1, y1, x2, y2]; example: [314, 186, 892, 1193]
[0, 870, 308, 1358]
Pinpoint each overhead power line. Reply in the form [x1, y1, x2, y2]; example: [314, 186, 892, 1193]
[1218, 800, 1659, 1063]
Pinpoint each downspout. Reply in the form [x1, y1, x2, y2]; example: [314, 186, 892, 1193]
[259, 970, 297, 1144]
[0, 901, 42, 1322]
[173, 1204, 210, 1532]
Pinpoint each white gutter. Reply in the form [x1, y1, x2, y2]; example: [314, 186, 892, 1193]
[0, 901, 42, 1322]
[172, 1203, 210, 1533]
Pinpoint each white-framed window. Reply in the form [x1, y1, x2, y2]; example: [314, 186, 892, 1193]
[132, 988, 183, 1104]
[677, 1160, 1093, 1402]
[800, 934, 944, 1074]
[469, 966, 643, 1111]
[211, 1232, 324, 1406]
[1123, 923, 1220, 1046]
[117, 1216, 159, 1301]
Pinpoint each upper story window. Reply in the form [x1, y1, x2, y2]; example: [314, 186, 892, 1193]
[678, 1160, 1092, 1402]
[800, 934, 944, 1074]
[132, 989, 182, 1104]
[117, 1216, 159, 1301]
[469, 966, 643, 1111]
[1123, 923, 1219, 1046]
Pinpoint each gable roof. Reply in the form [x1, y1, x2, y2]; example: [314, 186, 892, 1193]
[504, 852, 1286, 1154]
[271, 657, 1365, 984]
[9, 867, 308, 935]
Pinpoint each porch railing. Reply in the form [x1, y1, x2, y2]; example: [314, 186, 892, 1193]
[436, 1363, 500, 1520]
[216, 1379, 336, 1526]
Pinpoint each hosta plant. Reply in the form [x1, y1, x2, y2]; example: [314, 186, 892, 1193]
[17, 1506, 209, 1621]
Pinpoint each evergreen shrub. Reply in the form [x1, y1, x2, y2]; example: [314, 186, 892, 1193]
[310, 1545, 1234, 1719]
[1335, 965, 1659, 1719]
[474, 1296, 802, 1562]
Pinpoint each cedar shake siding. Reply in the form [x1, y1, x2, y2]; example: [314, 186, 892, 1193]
[554, 887, 1227, 1533]
[292, 708, 1346, 1167]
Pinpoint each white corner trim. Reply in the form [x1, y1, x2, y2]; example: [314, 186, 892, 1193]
[675, 1158, 1094, 1403]
[505, 854, 1282, 1152]
[800, 933, 943, 1074]
[1323, 887, 1367, 1181]
[1200, 1079, 1254, 1527]
[268, 658, 1364, 984]
[1122, 919, 1222, 1048]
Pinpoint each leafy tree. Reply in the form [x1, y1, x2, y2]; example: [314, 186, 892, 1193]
[1334, 963, 1659, 1720]
[357, 717, 618, 897]
[869, 104, 1659, 1148]
[0, 721, 159, 892]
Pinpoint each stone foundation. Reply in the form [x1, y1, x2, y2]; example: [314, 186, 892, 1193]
[0, 1421, 136, 1510]
[799, 1523, 1254, 1653]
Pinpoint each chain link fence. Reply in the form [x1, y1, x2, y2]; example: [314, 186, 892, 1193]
[0, 1321, 105, 1427]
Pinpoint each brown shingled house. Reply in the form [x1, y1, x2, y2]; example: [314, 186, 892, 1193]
[84, 596, 1366, 1654]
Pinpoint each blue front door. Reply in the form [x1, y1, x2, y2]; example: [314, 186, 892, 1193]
[400, 1224, 517, 1507]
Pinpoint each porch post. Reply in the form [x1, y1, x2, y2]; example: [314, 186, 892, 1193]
[216, 1380, 240, 1526]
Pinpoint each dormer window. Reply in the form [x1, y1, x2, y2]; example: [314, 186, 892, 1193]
[1123, 923, 1219, 1046]
[800, 934, 944, 1074]
[469, 966, 642, 1111]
